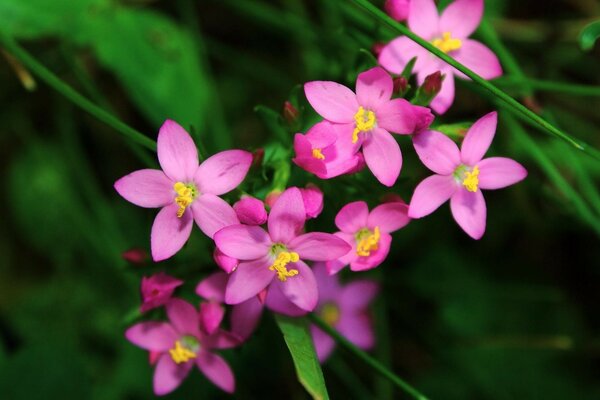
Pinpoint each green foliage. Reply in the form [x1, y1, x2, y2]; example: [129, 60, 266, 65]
[579, 20, 600, 51]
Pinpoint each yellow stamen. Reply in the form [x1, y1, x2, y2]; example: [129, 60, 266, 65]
[169, 341, 196, 364]
[352, 106, 376, 143]
[356, 226, 380, 257]
[462, 166, 480, 192]
[174, 182, 194, 218]
[269, 251, 300, 282]
[431, 32, 462, 53]
[312, 148, 325, 160]
[321, 303, 340, 326]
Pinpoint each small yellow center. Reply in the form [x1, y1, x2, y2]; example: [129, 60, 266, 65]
[173, 182, 196, 218]
[352, 106, 376, 143]
[431, 32, 462, 53]
[312, 148, 325, 160]
[462, 166, 480, 192]
[269, 251, 300, 282]
[321, 303, 340, 326]
[356, 226, 381, 257]
[169, 340, 197, 364]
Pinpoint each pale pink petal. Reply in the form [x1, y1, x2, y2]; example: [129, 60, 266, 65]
[268, 187, 306, 244]
[279, 261, 318, 311]
[114, 169, 173, 208]
[336, 314, 375, 350]
[196, 352, 235, 393]
[288, 232, 352, 261]
[413, 129, 461, 175]
[367, 202, 410, 233]
[166, 298, 200, 336]
[408, 174, 457, 218]
[200, 302, 225, 335]
[320, 123, 363, 178]
[453, 40, 503, 80]
[450, 188, 487, 239]
[310, 325, 336, 362]
[125, 322, 177, 351]
[379, 36, 434, 74]
[428, 71, 455, 115]
[225, 257, 273, 305]
[214, 224, 270, 260]
[460, 111, 498, 165]
[265, 283, 307, 317]
[305, 120, 338, 148]
[376, 98, 417, 134]
[334, 201, 369, 233]
[231, 297, 264, 340]
[356, 67, 393, 110]
[362, 129, 402, 187]
[196, 272, 227, 302]
[304, 81, 358, 123]
[350, 231, 392, 271]
[233, 197, 267, 225]
[213, 248, 238, 274]
[339, 281, 379, 311]
[478, 157, 527, 190]
[157, 120, 198, 182]
[151, 204, 193, 262]
[191, 194, 239, 239]
[408, 0, 440, 40]
[326, 232, 357, 275]
[195, 150, 252, 195]
[154, 354, 192, 396]
[439, 0, 483, 38]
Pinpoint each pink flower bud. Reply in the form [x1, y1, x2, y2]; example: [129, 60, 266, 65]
[422, 71, 443, 97]
[371, 42, 385, 58]
[393, 76, 409, 96]
[122, 247, 148, 265]
[233, 196, 268, 225]
[384, 0, 410, 21]
[300, 184, 324, 219]
[283, 101, 299, 125]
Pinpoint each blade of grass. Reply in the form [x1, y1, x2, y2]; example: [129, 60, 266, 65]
[494, 77, 600, 97]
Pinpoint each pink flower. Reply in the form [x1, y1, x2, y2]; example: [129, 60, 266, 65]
[310, 263, 379, 362]
[214, 187, 351, 312]
[327, 200, 410, 274]
[114, 120, 252, 261]
[233, 196, 268, 225]
[385, 0, 410, 21]
[379, 0, 502, 114]
[140, 272, 183, 313]
[408, 112, 527, 239]
[125, 299, 239, 395]
[304, 67, 433, 186]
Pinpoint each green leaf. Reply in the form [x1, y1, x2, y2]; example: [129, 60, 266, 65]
[579, 20, 600, 51]
[275, 315, 329, 400]
[255, 105, 290, 144]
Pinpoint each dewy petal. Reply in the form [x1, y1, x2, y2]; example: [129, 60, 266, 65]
[265, 282, 307, 317]
[408, 174, 457, 218]
[453, 40, 503, 80]
[304, 81, 359, 123]
[191, 194, 239, 239]
[310, 325, 336, 362]
[225, 257, 273, 305]
[376, 98, 417, 134]
[151, 203, 193, 262]
[114, 169, 173, 208]
[439, 0, 483, 39]
[195, 150, 252, 196]
[350, 231, 392, 272]
[355, 67, 393, 110]
[461, 111, 498, 165]
[279, 261, 318, 311]
[408, 0, 440, 40]
[336, 313, 375, 350]
[268, 187, 306, 244]
[200, 302, 225, 335]
[231, 297, 264, 340]
[166, 298, 200, 336]
[196, 272, 227, 303]
[335, 201, 369, 233]
[379, 36, 433, 74]
[125, 322, 177, 351]
[478, 157, 528, 190]
[362, 128, 402, 187]
[214, 224, 270, 260]
[196, 352, 235, 394]
[157, 120, 199, 182]
[428, 71, 455, 115]
[339, 280, 379, 311]
[288, 232, 352, 261]
[413, 129, 461, 175]
[450, 188, 487, 239]
[154, 354, 193, 396]
[367, 202, 410, 233]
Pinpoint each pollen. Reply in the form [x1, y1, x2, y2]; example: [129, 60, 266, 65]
[169, 341, 197, 364]
[431, 32, 462, 53]
[356, 226, 381, 257]
[269, 251, 300, 282]
[462, 166, 480, 192]
[352, 106, 376, 143]
[312, 148, 325, 160]
[173, 182, 196, 218]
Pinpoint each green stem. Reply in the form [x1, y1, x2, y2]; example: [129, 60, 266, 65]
[0, 34, 157, 152]
[494, 77, 600, 97]
[309, 314, 429, 400]
[348, 0, 600, 160]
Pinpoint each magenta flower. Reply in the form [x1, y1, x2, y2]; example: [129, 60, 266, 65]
[140, 272, 183, 313]
[310, 263, 379, 361]
[385, 0, 410, 22]
[379, 0, 502, 114]
[327, 200, 410, 274]
[125, 299, 239, 395]
[300, 184, 324, 219]
[408, 112, 527, 239]
[233, 196, 268, 225]
[115, 120, 252, 261]
[304, 67, 433, 186]
[214, 187, 351, 312]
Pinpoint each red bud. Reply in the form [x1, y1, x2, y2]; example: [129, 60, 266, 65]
[393, 76, 408, 95]
[422, 71, 443, 97]
[122, 248, 149, 265]
[282, 101, 299, 125]
[372, 42, 385, 58]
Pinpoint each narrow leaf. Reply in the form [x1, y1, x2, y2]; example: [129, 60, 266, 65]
[579, 20, 600, 51]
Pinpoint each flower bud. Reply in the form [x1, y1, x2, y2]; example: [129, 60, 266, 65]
[422, 71, 443, 97]
[252, 148, 264, 168]
[393, 76, 409, 96]
[265, 190, 282, 209]
[300, 184, 324, 219]
[122, 247, 149, 265]
[282, 101, 299, 125]
[233, 196, 268, 225]
[371, 42, 385, 58]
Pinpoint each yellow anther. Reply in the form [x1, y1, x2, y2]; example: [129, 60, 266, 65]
[431, 32, 462, 53]
[356, 226, 380, 257]
[169, 341, 197, 364]
[174, 182, 194, 218]
[352, 106, 376, 143]
[312, 148, 325, 160]
[462, 166, 480, 192]
[269, 251, 300, 282]
[321, 303, 340, 326]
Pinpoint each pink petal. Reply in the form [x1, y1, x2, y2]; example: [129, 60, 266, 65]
[151, 204, 193, 262]
[114, 169, 173, 208]
[439, 0, 483, 39]
[214, 224, 270, 260]
[125, 322, 177, 351]
[305, 120, 339, 147]
[367, 202, 410, 233]
[233, 196, 267, 225]
[231, 297, 264, 340]
[478, 157, 528, 190]
[326, 232, 358, 275]
[312, 262, 341, 303]
[205, 330, 241, 350]
[408, 0, 440, 40]
[376, 98, 418, 134]
[355, 67, 393, 110]
[340, 280, 379, 311]
[300, 184, 324, 219]
[460, 111, 498, 165]
[310, 325, 336, 362]
[413, 129, 461, 175]
[336, 313, 375, 350]
[288, 232, 352, 261]
[413, 105, 436, 133]
[350, 231, 392, 271]
[225, 257, 273, 305]
[362, 129, 402, 187]
[334, 201, 369, 233]
[453, 40, 503, 80]
[385, 0, 410, 22]
[200, 302, 225, 335]
[196, 272, 227, 302]
[154, 354, 192, 396]
[379, 36, 434, 75]
[166, 298, 200, 336]
[157, 120, 198, 182]
[265, 282, 307, 317]
[320, 123, 364, 178]
[408, 174, 457, 218]
[278, 261, 318, 311]
[196, 352, 235, 393]
[450, 188, 487, 239]
[427, 71, 455, 115]
[195, 150, 252, 196]
[191, 194, 239, 239]
[213, 248, 239, 274]
[268, 187, 306, 244]
[304, 81, 358, 123]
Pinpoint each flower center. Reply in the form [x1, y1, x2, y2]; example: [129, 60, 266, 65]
[352, 106, 376, 143]
[173, 182, 197, 218]
[453, 165, 480, 192]
[269, 244, 300, 282]
[169, 335, 199, 364]
[312, 148, 325, 160]
[431, 32, 462, 53]
[320, 303, 340, 326]
[355, 226, 380, 257]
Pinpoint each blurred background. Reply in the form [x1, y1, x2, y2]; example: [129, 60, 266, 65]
[1, 0, 600, 398]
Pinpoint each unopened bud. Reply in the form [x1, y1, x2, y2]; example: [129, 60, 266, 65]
[122, 247, 149, 265]
[265, 190, 282, 209]
[372, 42, 385, 58]
[282, 101, 299, 125]
[384, 0, 410, 22]
[393, 76, 409, 96]
[252, 148, 264, 168]
[422, 71, 443, 97]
